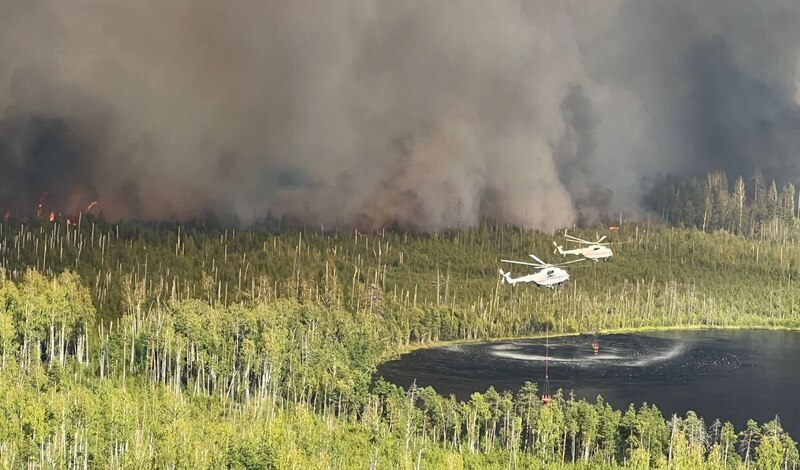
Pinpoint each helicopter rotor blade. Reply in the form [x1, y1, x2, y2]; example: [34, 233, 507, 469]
[528, 254, 548, 265]
[555, 259, 587, 267]
[564, 234, 587, 241]
[564, 235, 594, 245]
[567, 240, 596, 245]
[501, 259, 545, 268]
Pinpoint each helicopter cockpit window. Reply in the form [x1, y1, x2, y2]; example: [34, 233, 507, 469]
[547, 270, 555, 276]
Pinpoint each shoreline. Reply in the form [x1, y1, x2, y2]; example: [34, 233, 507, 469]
[379, 323, 800, 363]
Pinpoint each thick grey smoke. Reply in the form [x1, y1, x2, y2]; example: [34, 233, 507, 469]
[603, 1, 800, 190]
[554, 84, 612, 224]
[1, 0, 800, 228]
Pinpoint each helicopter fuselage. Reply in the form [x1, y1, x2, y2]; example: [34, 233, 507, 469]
[501, 267, 570, 288]
[582, 245, 613, 261]
[556, 244, 613, 261]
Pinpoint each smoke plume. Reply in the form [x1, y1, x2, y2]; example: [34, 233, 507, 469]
[1, 0, 800, 229]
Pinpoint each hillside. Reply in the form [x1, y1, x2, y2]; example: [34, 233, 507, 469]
[0, 219, 798, 468]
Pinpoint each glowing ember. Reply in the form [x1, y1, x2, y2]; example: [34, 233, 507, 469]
[49, 212, 55, 222]
[87, 200, 98, 212]
[37, 194, 46, 218]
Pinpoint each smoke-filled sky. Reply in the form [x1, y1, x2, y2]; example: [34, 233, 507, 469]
[2, 0, 800, 229]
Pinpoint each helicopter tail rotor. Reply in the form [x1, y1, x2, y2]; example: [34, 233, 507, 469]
[552, 241, 565, 256]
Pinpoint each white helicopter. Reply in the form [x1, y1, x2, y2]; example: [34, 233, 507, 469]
[552, 234, 620, 261]
[498, 254, 584, 289]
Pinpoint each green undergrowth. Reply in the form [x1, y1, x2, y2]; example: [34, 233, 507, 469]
[1, 220, 800, 468]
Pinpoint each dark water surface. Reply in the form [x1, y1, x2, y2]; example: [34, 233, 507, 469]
[377, 330, 800, 436]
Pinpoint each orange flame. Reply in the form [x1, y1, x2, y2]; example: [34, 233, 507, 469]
[49, 212, 55, 223]
[87, 200, 98, 212]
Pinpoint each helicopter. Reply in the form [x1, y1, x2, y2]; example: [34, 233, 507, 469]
[498, 254, 584, 289]
[552, 234, 625, 261]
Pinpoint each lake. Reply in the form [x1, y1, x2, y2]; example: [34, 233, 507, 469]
[377, 330, 800, 436]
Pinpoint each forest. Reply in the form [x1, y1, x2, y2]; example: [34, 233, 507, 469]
[644, 170, 798, 240]
[1, 198, 800, 468]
